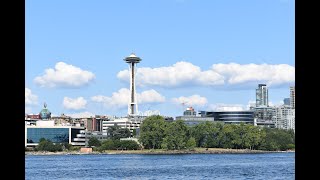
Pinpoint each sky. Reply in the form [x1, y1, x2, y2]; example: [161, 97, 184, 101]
[25, 0, 295, 118]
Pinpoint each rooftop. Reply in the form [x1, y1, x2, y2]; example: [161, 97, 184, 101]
[124, 53, 142, 63]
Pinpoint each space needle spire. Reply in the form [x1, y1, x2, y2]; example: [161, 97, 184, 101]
[124, 53, 142, 116]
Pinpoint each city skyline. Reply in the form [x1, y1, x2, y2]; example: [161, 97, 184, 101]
[25, 0, 295, 117]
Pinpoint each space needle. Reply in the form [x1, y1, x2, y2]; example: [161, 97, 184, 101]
[124, 53, 142, 116]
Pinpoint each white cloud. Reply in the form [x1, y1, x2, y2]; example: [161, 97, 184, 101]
[208, 103, 244, 111]
[117, 61, 224, 87]
[117, 62, 294, 88]
[63, 97, 87, 110]
[246, 100, 256, 110]
[25, 88, 38, 105]
[34, 62, 95, 88]
[172, 94, 208, 107]
[91, 88, 165, 108]
[268, 101, 284, 107]
[212, 63, 294, 86]
[66, 111, 95, 118]
[138, 89, 166, 103]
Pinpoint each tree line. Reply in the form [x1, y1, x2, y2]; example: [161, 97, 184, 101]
[30, 115, 294, 152]
[33, 138, 80, 152]
[139, 115, 295, 151]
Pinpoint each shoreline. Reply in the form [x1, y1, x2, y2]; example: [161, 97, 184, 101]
[25, 148, 295, 156]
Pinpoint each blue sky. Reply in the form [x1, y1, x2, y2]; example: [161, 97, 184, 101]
[25, 0, 295, 118]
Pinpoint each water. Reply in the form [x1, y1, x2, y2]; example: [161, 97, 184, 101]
[26, 152, 294, 180]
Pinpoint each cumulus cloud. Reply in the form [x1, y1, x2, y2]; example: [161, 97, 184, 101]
[212, 63, 294, 86]
[25, 88, 38, 105]
[117, 62, 294, 88]
[66, 111, 95, 118]
[63, 97, 87, 110]
[208, 103, 244, 111]
[246, 100, 256, 110]
[34, 62, 95, 88]
[172, 94, 208, 107]
[91, 88, 165, 108]
[117, 61, 224, 87]
[268, 101, 284, 107]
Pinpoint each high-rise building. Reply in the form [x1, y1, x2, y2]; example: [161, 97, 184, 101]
[252, 106, 274, 121]
[283, 98, 290, 106]
[256, 84, 268, 107]
[290, 86, 295, 109]
[124, 53, 142, 116]
[272, 105, 295, 131]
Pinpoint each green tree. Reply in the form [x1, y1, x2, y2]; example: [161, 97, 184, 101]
[61, 142, 72, 150]
[99, 139, 115, 151]
[39, 138, 46, 142]
[108, 125, 131, 140]
[246, 125, 265, 150]
[115, 140, 140, 150]
[88, 137, 101, 147]
[139, 115, 166, 149]
[190, 121, 211, 147]
[204, 122, 224, 148]
[259, 128, 294, 151]
[186, 137, 196, 150]
[219, 124, 241, 149]
[132, 129, 137, 137]
[36, 139, 63, 152]
[162, 120, 188, 150]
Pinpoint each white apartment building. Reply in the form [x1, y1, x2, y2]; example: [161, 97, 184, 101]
[102, 116, 146, 136]
[272, 105, 295, 131]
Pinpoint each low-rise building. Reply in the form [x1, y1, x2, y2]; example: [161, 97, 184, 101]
[102, 116, 146, 137]
[25, 125, 86, 147]
[176, 107, 215, 126]
[199, 110, 254, 124]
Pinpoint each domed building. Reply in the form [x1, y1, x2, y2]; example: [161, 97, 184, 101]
[39, 103, 51, 120]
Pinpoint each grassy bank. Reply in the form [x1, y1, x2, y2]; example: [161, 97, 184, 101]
[25, 148, 294, 156]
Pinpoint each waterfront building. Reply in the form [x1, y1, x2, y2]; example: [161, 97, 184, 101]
[251, 106, 276, 128]
[26, 114, 41, 119]
[25, 104, 86, 147]
[290, 86, 295, 109]
[272, 105, 295, 131]
[85, 131, 109, 141]
[51, 114, 72, 126]
[252, 106, 274, 121]
[175, 116, 215, 126]
[200, 110, 254, 124]
[25, 117, 39, 126]
[176, 107, 215, 126]
[256, 84, 268, 107]
[102, 116, 146, 137]
[25, 125, 85, 147]
[254, 118, 276, 128]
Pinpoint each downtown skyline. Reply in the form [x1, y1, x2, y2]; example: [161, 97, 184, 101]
[25, 0, 295, 117]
